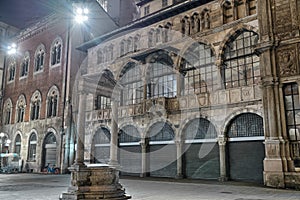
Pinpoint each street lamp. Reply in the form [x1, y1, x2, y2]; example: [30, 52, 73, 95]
[7, 43, 17, 55]
[74, 7, 89, 24]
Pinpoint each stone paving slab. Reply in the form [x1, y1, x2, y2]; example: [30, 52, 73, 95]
[0, 173, 300, 200]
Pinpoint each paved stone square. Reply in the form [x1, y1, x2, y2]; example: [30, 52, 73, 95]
[0, 173, 300, 200]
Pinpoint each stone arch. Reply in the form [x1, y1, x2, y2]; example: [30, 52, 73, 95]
[176, 39, 216, 68]
[220, 108, 263, 135]
[216, 24, 259, 61]
[35, 43, 46, 55]
[179, 113, 220, 141]
[90, 125, 111, 145]
[115, 59, 140, 80]
[47, 85, 59, 97]
[119, 122, 142, 139]
[90, 125, 111, 164]
[145, 119, 176, 140]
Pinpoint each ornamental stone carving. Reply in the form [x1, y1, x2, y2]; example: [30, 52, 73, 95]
[278, 50, 296, 76]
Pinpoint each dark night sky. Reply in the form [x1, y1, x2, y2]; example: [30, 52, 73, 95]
[0, 0, 67, 29]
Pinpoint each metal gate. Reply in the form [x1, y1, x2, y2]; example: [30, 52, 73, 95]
[119, 125, 142, 176]
[184, 118, 219, 179]
[148, 122, 177, 178]
[227, 113, 265, 183]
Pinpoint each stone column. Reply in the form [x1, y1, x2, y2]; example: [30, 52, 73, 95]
[75, 90, 87, 166]
[109, 99, 119, 167]
[60, 80, 130, 200]
[175, 140, 183, 179]
[140, 138, 148, 177]
[218, 135, 228, 181]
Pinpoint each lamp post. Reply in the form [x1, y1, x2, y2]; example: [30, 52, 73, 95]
[60, 2, 130, 199]
[60, 2, 90, 173]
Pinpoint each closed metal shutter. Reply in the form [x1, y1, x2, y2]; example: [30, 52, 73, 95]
[226, 113, 265, 183]
[183, 118, 219, 179]
[184, 142, 220, 179]
[228, 140, 264, 183]
[45, 145, 57, 166]
[119, 125, 142, 176]
[148, 122, 176, 178]
[119, 145, 142, 176]
[94, 145, 110, 164]
[93, 127, 111, 164]
[149, 144, 177, 178]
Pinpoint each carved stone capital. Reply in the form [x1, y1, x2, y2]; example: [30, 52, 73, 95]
[217, 135, 227, 146]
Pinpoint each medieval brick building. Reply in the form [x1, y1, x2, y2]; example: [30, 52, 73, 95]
[74, 0, 300, 188]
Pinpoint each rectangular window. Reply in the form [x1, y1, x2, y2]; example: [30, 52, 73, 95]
[144, 5, 150, 15]
[95, 95, 111, 110]
[284, 83, 300, 141]
[162, 0, 168, 7]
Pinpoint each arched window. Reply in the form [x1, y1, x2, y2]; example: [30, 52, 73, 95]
[148, 29, 155, 47]
[181, 43, 218, 94]
[201, 9, 210, 30]
[181, 16, 190, 36]
[127, 37, 133, 53]
[133, 35, 140, 52]
[147, 122, 174, 141]
[246, 0, 257, 16]
[8, 59, 16, 82]
[14, 134, 21, 156]
[234, 0, 245, 20]
[163, 22, 172, 42]
[28, 132, 37, 161]
[147, 52, 177, 98]
[184, 118, 217, 140]
[16, 94, 26, 123]
[34, 44, 45, 72]
[156, 27, 162, 43]
[120, 40, 125, 56]
[97, 49, 104, 64]
[30, 91, 42, 120]
[119, 125, 140, 143]
[222, 0, 233, 24]
[50, 38, 62, 66]
[191, 13, 200, 34]
[227, 113, 263, 138]
[108, 44, 114, 61]
[95, 70, 114, 109]
[222, 30, 259, 88]
[47, 86, 59, 118]
[120, 62, 143, 106]
[3, 99, 12, 125]
[20, 52, 30, 77]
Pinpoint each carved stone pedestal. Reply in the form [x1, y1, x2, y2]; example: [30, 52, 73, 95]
[60, 164, 131, 200]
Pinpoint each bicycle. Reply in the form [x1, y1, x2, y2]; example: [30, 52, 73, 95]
[42, 163, 60, 174]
